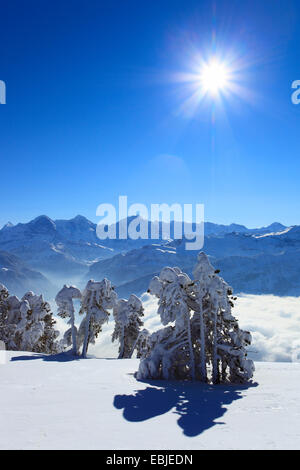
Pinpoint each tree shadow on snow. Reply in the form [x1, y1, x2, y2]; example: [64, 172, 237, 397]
[114, 379, 258, 437]
[11, 353, 124, 363]
[11, 351, 80, 362]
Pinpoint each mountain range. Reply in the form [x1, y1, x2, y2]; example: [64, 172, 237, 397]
[0, 215, 298, 298]
[0, 250, 55, 298]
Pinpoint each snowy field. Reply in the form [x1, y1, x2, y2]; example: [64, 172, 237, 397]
[1, 352, 300, 450]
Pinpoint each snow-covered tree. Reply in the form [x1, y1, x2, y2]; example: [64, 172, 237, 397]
[138, 253, 254, 384]
[192, 252, 254, 384]
[112, 294, 144, 358]
[17, 291, 61, 354]
[0, 286, 20, 350]
[134, 328, 150, 359]
[138, 266, 196, 381]
[0, 283, 8, 304]
[189, 252, 216, 382]
[79, 279, 117, 358]
[55, 285, 82, 355]
[0, 285, 60, 354]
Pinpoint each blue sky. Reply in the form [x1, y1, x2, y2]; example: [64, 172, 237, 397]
[0, 0, 300, 228]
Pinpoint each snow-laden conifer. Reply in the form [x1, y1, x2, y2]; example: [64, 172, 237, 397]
[0, 285, 60, 353]
[0, 283, 8, 303]
[79, 279, 117, 358]
[0, 286, 20, 350]
[138, 253, 254, 384]
[138, 266, 196, 380]
[18, 291, 61, 353]
[134, 328, 150, 358]
[192, 252, 254, 383]
[112, 294, 144, 358]
[55, 285, 82, 355]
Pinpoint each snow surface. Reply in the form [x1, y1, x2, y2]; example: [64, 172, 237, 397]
[1, 351, 299, 450]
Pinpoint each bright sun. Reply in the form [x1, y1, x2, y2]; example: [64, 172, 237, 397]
[171, 53, 241, 116]
[200, 60, 230, 96]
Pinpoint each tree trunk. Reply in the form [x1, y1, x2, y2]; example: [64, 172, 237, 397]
[186, 312, 195, 381]
[118, 324, 125, 359]
[221, 359, 227, 382]
[81, 311, 92, 358]
[198, 300, 207, 382]
[129, 331, 140, 359]
[212, 308, 218, 384]
[71, 314, 77, 356]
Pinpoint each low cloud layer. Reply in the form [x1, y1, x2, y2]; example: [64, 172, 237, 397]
[55, 294, 300, 363]
[234, 294, 300, 362]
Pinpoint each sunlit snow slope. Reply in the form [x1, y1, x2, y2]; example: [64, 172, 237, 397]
[1, 352, 299, 450]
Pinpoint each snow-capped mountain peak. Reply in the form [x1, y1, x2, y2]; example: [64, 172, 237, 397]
[28, 215, 57, 233]
[2, 222, 14, 230]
